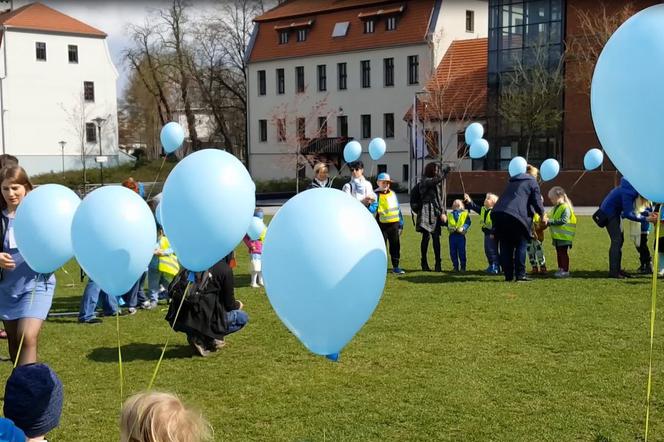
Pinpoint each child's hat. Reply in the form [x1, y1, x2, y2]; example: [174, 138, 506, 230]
[376, 172, 392, 183]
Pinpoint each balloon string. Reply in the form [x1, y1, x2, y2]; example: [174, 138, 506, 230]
[645, 216, 661, 441]
[116, 308, 124, 408]
[148, 280, 192, 389]
[146, 156, 167, 201]
[14, 274, 40, 368]
[570, 170, 587, 193]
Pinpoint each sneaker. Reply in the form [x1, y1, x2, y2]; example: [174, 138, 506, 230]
[555, 271, 570, 278]
[530, 267, 539, 275]
[187, 335, 210, 357]
[140, 301, 151, 310]
[392, 267, 406, 275]
[250, 282, 260, 288]
[122, 307, 137, 316]
[516, 277, 532, 282]
[213, 338, 226, 350]
[540, 265, 548, 275]
[78, 318, 102, 324]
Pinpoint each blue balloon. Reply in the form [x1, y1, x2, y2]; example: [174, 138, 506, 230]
[583, 148, 604, 171]
[540, 158, 560, 182]
[161, 149, 255, 271]
[368, 138, 387, 160]
[469, 138, 489, 159]
[14, 184, 80, 274]
[508, 156, 527, 177]
[155, 201, 163, 226]
[247, 216, 265, 241]
[160, 122, 185, 154]
[464, 122, 484, 145]
[72, 186, 156, 296]
[343, 141, 362, 163]
[591, 4, 664, 202]
[262, 188, 387, 357]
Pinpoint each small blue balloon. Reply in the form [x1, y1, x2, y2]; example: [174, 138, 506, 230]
[583, 148, 604, 171]
[469, 138, 489, 159]
[161, 149, 255, 271]
[540, 158, 560, 182]
[508, 156, 527, 177]
[160, 122, 185, 154]
[72, 186, 156, 296]
[14, 184, 80, 274]
[343, 141, 362, 163]
[262, 188, 387, 357]
[247, 216, 265, 241]
[155, 201, 163, 226]
[464, 122, 484, 145]
[368, 138, 387, 160]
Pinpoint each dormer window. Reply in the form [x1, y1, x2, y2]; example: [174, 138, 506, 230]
[297, 28, 307, 42]
[279, 31, 289, 44]
[386, 16, 397, 31]
[364, 19, 375, 34]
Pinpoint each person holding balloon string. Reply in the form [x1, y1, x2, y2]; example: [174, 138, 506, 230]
[342, 161, 376, 207]
[0, 166, 55, 366]
[544, 186, 576, 278]
[369, 173, 405, 274]
[464, 192, 500, 274]
[416, 162, 448, 272]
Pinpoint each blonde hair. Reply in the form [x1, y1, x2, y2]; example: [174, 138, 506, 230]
[526, 165, 539, 179]
[120, 392, 212, 442]
[313, 163, 328, 176]
[452, 199, 465, 210]
[485, 193, 498, 203]
[548, 186, 573, 208]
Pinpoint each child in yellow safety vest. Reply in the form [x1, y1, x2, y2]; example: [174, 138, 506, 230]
[448, 199, 471, 272]
[464, 192, 499, 274]
[148, 227, 180, 307]
[369, 173, 405, 274]
[546, 186, 576, 278]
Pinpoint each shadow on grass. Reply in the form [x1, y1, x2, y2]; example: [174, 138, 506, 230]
[50, 295, 83, 313]
[88, 342, 194, 362]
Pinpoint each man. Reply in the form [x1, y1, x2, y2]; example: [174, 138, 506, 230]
[78, 278, 119, 324]
[342, 161, 376, 207]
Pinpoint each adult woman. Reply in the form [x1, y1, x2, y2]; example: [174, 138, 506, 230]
[308, 163, 332, 189]
[416, 162, 447, 271]
[342, 161, 375, 207]
[492, 165, 545, 282]
[0, 166, 55, 365]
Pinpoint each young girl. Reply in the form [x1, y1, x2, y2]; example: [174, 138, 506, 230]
[120, 391, 212, 442]
[626, 196, 652, 274]
[547, 186, 576, 278]
[243, 208, 266, 288]
[147, 226, 179, 306]
[447, 199, 471, 272]
[0, 166, 55, 366]
[528, 205, 548, 275]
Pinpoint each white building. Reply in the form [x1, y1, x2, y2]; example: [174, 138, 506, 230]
[0, 2, 131, 176]
[246, 0, 488, 185]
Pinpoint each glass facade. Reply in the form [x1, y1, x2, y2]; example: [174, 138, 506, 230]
[484, 0, 565, 170]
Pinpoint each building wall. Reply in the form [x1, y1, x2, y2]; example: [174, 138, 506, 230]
[0, 29, 119, 176]
[432, 0, 489, 66]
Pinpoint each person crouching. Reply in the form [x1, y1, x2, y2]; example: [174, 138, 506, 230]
[370, 173, 405, 275]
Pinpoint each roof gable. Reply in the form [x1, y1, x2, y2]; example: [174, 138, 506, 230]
[0, 2, 106, 38]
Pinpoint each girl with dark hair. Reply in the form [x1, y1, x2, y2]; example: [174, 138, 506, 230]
[415, 162, 447, 271]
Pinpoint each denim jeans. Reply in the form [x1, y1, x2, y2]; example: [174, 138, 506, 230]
[122, 272, 148, 308]
[147, 266, 173, 302]
[484, 233, 499, 267]
[78, 279, 118, 322]
[226, 309, 249, 334]
[449, 233, 467, 271]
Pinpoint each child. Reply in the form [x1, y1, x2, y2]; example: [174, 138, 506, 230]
[447, 199, 471, 272]
[369, 173, 405, 274]
[147, 226, 179, 307]
[546, 186, 577, 278]
[528, 209, 548, 275]
[464, 192, 499, 274]
[243, 208, 266, 288]
[626, 196, 653, 274]
[121, 391, 212, 442]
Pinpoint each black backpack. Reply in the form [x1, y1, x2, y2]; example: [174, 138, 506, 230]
[410, 182, 422, 215]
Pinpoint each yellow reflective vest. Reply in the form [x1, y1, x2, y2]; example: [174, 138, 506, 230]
[377, 190, 400, 223]
[480, 206, 493, 230]
[448, 210, 469, 232]
[549, 204, 577, 242]
[158, 236, 180, 276]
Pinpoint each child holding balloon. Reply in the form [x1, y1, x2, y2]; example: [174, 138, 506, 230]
[243, 208, 266, 288]
[546, 186, 576, 278]
[447, 199, 471, 272]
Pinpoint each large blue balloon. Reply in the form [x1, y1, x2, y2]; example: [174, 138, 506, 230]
[469, 138, 489, 159]
[508, 156, 527, 177]
[583, 148, 604, 171]
[368, 138, 387, 160]
[154, 201, 163, 226]
[161, 149, 255, 271]
[262, 188, 387, 357]
[247, 216, 265, 241]
[464, 122, 484, 145]
[14, 184, 80, 274]
[72, 186, 156, 297]
[160, 122, 185, 154]
[343, 141, 362, 163]
[540, 158, 560, 182]
[591, 4, 664, 202]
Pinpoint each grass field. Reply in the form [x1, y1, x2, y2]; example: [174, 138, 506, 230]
[1, 216, 663, 441]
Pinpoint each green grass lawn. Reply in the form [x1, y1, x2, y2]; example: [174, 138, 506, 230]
[2, 217, 663, 441]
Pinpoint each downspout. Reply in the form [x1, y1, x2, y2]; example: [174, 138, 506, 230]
[0, 26, 7, 154]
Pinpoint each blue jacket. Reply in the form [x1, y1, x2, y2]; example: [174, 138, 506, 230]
[599, 178, 641, 222]
[493, 173, 544, 234]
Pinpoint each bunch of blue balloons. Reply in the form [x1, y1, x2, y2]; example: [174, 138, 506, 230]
[343, 138, 387, 163]
[465, 123, 489, 159]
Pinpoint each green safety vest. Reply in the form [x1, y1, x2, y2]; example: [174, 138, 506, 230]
[377, 191, 400, 223]
[448, 210, 469, 232]
[480, 206, 493, 230]
[549, 204, 577, 242]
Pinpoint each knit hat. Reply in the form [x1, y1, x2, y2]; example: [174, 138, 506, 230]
[254, 208, 264, 219]
[4, 363, 63, 438]
[0, 418, 26, 442]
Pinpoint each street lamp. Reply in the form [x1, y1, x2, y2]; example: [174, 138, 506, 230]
[92, 117, 106, 185]
[58, 140, 66, 180]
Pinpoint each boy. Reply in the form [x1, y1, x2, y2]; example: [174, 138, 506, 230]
[448, 199, 471, 272]
[464, 193, 499, 274]
[370, 173, 405, 274]
[342, 161, 376, 207]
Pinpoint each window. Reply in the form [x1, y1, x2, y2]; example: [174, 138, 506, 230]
[361, 114, 371, 139]
[402, 164, 409, 182]
[279, 31, 288, 44]
[332, 21, 349, 37]
[317, 65, 327, 92]
[35, 42, 46, 61]
[297, 117, 306, 140]
[296, 66, 305, 93]
[277, 68, 285, 94]
[337, 116, 348, 137]
[84, 81, 95, 102]
[258, 70, 266, 96]
[68, 45, 78, 63]
[386, 16, 397, 31]
[364, 19, 375, 34]
[377, 164, 387, 174]
[297, 28, 307, 42]
[383, 58, 394, 87]
[384, 113, 394, 138]
[259, 120, 267, 142]
[407, 55, 419, 85]
[337, 62, 347, 90]
[318, 117, 328, 137]
[277, 119, 286, 142]
[466, 10, 475, 32]
[85, 123, 97, 143]
[361, 60, 371, 88]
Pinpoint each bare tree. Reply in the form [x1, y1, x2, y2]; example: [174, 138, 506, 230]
[60, 91, 96, 186]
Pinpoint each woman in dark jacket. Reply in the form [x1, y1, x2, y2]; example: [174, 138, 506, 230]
[492, 167, 545, 282]
[416, 163, 447, 271]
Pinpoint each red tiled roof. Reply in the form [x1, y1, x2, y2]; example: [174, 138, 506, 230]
[0, 3, 106, 37]
[405, 38, 487, 122]
[248, 0, 435, 63]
